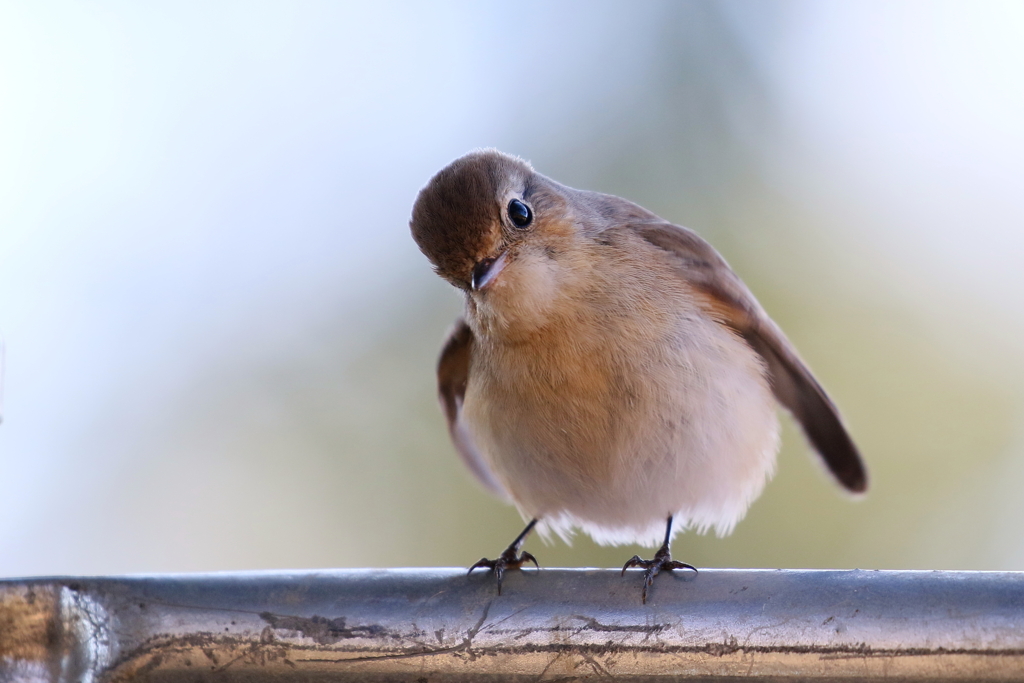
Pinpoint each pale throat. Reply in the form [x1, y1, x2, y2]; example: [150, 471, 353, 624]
[466, 246, 570, 341]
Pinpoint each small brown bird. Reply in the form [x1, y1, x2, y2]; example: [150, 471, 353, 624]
[410, 149, 866, 602]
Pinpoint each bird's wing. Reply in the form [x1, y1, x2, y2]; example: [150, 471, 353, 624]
[631, 221, 868, 493]
[437, 318, 509, 498]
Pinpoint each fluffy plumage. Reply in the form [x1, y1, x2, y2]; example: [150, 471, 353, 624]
[411, 149, 866, 548]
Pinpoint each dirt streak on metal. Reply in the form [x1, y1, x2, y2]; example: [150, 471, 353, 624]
[99, 602, 1024, 680]
[0, 586, 61, 663]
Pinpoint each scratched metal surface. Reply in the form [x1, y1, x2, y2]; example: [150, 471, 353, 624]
[2, 568, 1024, 681]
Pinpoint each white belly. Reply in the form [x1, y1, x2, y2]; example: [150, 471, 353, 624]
[463, 307, 780, 548]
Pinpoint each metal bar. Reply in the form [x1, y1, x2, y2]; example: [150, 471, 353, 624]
[2, 568, 1024, 681]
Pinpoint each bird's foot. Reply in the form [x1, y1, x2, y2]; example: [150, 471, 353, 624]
[621, 543, 697, 604]
[468, 545, 539, 595]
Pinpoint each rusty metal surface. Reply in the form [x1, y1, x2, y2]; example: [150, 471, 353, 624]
[2, 568, 1024, 681]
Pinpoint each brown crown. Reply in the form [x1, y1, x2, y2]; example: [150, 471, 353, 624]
[410, 150, 531, 288]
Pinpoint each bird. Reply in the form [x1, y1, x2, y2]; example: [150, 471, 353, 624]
[409, 149, 866, 603]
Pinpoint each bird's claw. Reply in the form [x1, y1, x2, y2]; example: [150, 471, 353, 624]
[468, 547, 539, 594]
[621, 547, 696, 604]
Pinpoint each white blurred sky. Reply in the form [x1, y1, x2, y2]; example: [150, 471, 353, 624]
[1, 1, 1023, 575]
[760, 2, 1024, 344]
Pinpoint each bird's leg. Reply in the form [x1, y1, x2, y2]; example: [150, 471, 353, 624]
[621, 516, 697, 604]
[468, 518, 540, 594]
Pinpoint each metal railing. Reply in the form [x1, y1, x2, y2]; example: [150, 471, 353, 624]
[2, 568, 1023, 681]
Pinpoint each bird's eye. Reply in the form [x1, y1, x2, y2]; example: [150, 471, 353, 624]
[507, 199, 532, 228]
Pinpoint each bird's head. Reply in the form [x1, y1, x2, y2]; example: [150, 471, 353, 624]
[410, 149, 589, 334]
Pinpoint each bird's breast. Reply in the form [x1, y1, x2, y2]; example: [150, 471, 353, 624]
[463, 274, 703, 496]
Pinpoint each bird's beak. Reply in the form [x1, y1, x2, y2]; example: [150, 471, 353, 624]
[471, 250, 509, 291]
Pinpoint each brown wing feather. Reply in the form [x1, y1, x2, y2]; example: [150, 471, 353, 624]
[437, 319, 509, 498]
[633, 221, 868, 493]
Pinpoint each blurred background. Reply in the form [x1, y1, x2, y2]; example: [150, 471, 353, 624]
[1, 1, 1023, 577]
